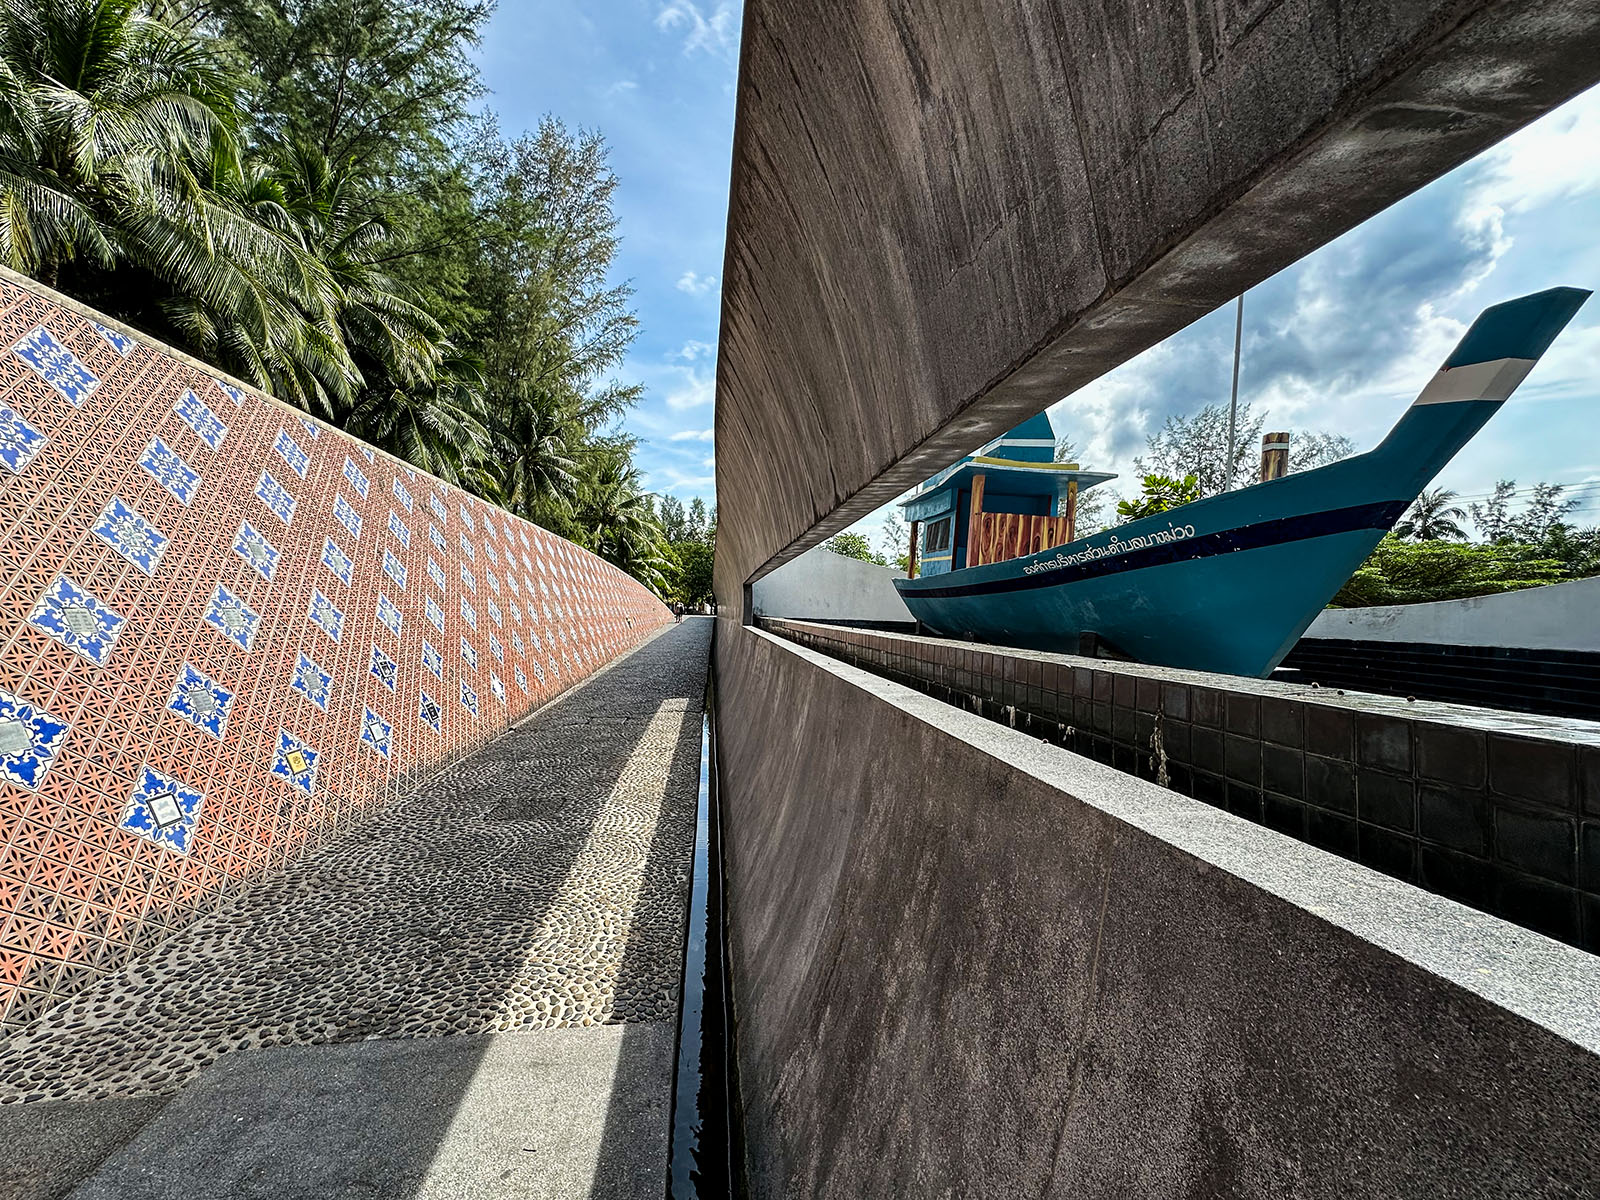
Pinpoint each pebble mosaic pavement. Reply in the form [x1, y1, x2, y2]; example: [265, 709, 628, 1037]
[0, 617, 709, 1103]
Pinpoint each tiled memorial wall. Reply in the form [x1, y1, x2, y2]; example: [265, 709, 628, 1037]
[0, 272, 671, 1033]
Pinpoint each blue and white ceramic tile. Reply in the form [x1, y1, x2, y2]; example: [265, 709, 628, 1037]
[12, 326, 98, 406]
[514, 665, 528, 694]
[167, 663, 233, 739]
[342, 457, 369, 498]
[428, 494, 447, 522]
[139, 437, 200, 504]
[0, 405, 46, 474]
[460, 679, 478, 718]
[422, 640, 442, 679]
[460, 597, 477, 631]
[387, 511, 410, 548]
[391, 478, 413, 512]
[274, 429, 310, 478]
[425, 597, 445, 633]
[505, 572, 519, 596]
[321, 537, 353, 587]
[529, 659, 546, 684]
[270, 729, 319, 795]
[308, 589, 345, 644]
[290, 651, 332, 711]
[94, 323, 135, 355]
[359, 445, 373, 461]
[204, 584, 260, 651]
[458, 505, 476, 533]
[370, 644, 398, 690]
[255, 470, 296, 525]
[0, 688, 69, 789]
[459, 565, 476, 593]
[484, 542, 498, 566]
[490, 673, 505, 706]
[509, 600, 524, 625]
[174, 390, 227, 450]
[488, 634, 504, 664]
[458, 532, 475, 561]
[428, 524, 447, 553]
[487, 598, 503, 627]
[419, 691, 441, 734]
[214, 379, 245, 407]
[381, 549, 407, 591]
[460, 636, 477, 670]
[512, 632, 525, 656]
[377, 593, 402, 638]
[120, 765, 204, 854]
[232, 520, 280, 581]
[30, 576, 125, 665]
[360, 707, 392, 758]
[298, 417, 320, 441]
[427, 559, 446, 591]
[486, 569, 499, 594]
[93, 497, 167, 575]
[333, 493, 362, 540]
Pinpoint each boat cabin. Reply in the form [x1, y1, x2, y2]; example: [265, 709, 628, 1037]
[899, 412, 1115, 578]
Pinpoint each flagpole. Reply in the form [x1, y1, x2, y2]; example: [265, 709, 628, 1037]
[1226, 292, 1244, 492]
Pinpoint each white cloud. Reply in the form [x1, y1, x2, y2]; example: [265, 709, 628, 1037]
[602, 79, 639, 99]
[669, 428, 715, 441]
[1464, 82, 1600, 217]
[656, 1, 740, 60]
[676, 338, 715, 360]
[664, 367, 715, 411]
[676, 270, 719, 297]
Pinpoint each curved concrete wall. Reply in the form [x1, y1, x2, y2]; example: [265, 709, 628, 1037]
[1307, 577, 1600, 653]
[712, 0, 1600, 601]
[717, 624, 1600, 1197]
[751, 546, 912, 624]
[0, 271, 670, 1033]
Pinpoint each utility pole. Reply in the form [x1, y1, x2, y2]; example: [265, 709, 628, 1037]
[1225, 292, 1244, 493]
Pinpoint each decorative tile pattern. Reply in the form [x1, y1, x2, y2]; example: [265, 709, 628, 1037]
[0, 404, 47, 472]
[30, 577, 125, 665]
[370, 644, 397, 690]
[204, 584, 260, 651]
[174, 390, 227, 450]
[334, 493, 362, 539]
[140, 437, 200, 504]
[360, 707, 392, 757]
[461, 636, 478, 670]
[460, 679, 479, 719]
[458, 531, 475, 561]
[490, 672, 505, 706]
[167, 664, 233, 739]
[290, 651, 332, 711]
[460, 565, 476, 593]
[308, 589, 345, 644]
[460, 597, 477, 630]
[270, 729, 319, 795]
[255, 470, 296, 525]
[342, 457, 370, 497]
[0, 688, 69, 789]
[93, 497, 168, 575]
[274, 429, 310, 478]
[233, 520, 280, 581]
[120, 766, 205, 855]
[487, 597, 503, 628]
[0, 273, 670, 1037]
[13, 325, 98, 405]
[321, 537, 353, 586]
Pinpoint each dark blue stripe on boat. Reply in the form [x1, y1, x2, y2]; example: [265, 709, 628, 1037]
[902, 500, 1410, 599]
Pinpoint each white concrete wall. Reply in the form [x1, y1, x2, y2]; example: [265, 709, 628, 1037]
[1306, 576, 1600, 653]
[752, 546, 914, 623]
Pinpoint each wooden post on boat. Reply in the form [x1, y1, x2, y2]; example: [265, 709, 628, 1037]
[967, 473, 986, 567]
[1260, 432, 1290, 481]
[907, 520, 920, 579]
[1065, 476, 1079, 543]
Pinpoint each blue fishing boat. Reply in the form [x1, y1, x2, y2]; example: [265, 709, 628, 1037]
[894, 287, 1591, 678]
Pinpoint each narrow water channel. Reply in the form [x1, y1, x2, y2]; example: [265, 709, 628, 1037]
[668, 676, 742, 1197]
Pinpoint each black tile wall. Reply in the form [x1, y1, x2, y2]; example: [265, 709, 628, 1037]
[762, 619, 1600, 956]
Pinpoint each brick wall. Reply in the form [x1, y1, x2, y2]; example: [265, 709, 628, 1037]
[0, 271, 671, 1033]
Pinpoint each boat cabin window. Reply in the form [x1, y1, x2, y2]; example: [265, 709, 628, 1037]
[924, 518, 951, 554]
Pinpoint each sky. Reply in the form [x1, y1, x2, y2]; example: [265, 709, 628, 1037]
[475, 7, 1600, 549]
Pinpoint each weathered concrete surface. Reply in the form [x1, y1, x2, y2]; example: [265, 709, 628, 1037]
[752, 545, 912, 623]
[1306, 576, 1600, 652]
[69, 1026, 674, 1200]
[0, 1098, 168, 1200]
[713, 0, 1600, 601]
[715, 621, 1600, 1198]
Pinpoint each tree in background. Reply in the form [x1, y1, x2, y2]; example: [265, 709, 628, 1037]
[659, 493, 715, 607]
[1395, 488, 1467, 541]
[824, 532, 885, 565]
[879, 511, 911, 572]
[1053, 436, 1108, 533]
[1132, 401, 1354, 497]
[1115, 474, 1201, 523]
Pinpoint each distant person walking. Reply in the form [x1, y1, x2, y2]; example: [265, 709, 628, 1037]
[671, 602, 683, 623]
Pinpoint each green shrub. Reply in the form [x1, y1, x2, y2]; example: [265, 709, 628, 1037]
[1331, 536, 1570, 607]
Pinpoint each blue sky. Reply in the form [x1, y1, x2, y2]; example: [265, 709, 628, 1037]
[477, 10, 1600, 549]
[475, 0, 740, 506]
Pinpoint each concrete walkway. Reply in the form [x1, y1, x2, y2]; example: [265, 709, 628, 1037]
[0, 617, 711, 1200]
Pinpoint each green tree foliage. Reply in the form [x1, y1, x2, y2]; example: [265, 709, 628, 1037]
[1053, 435, 1107, 534]
[1116, 474, 1200, 522]
[1395, 488, 1467, 541]
[1133, 400, 1354, 497]
[659, 493, 714, 607]
[1331, 536, 1569, 607]
[824, 532, 885, 565]
[1, 0, 677, 592]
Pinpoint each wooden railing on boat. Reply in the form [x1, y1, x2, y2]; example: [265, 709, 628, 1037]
[968, 510, 1075, 568]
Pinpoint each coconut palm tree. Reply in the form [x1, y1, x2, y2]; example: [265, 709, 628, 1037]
[571, 445, 670, 592]
[1395, 487, 1468, 541]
